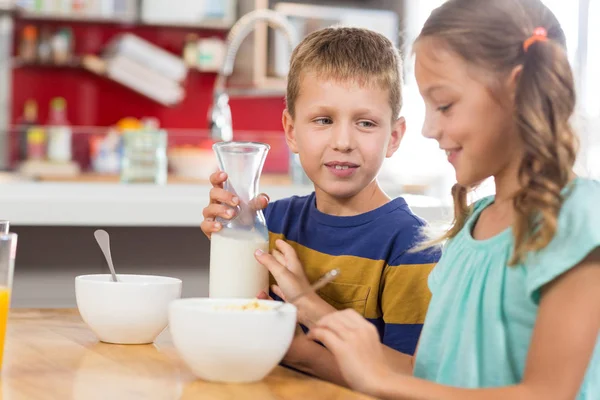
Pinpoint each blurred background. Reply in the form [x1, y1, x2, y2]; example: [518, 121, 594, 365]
[1, 0, 598, 194]
[0, 0, 597, 307]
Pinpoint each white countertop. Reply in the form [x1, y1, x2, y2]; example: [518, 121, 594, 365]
[0, 179, 452, 227]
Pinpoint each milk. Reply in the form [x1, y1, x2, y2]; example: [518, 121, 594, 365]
[209, 229, 269, 299]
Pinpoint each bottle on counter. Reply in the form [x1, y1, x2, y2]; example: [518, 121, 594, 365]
[51, 27, 74, 65]
[37, 27, 53, 64]
[46, 97, 72, 163]
[26, 127, 47, 161]
[182, 34, 198, 68]
[19, 25, 38, 63]
[16, 99, 39, 161]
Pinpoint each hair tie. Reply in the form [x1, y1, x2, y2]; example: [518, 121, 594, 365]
[523, 27, 548, 52]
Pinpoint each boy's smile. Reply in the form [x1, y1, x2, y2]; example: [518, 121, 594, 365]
[283, 72, 404, 213]
[324, 161, 360, 178]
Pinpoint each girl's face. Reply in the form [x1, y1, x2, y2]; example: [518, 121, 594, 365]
[414, 38, 524, 188]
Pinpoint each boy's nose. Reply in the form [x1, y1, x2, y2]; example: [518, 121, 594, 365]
[331, 124, 353, 152]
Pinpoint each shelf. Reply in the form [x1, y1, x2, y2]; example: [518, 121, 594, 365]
[16, 11, 136, 24]
[136, 19, 232, 31]
[14, 11, 234, 30]
[12, 56, 82, 69]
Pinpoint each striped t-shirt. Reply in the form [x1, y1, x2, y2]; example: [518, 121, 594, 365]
[264, 192, 440, 355]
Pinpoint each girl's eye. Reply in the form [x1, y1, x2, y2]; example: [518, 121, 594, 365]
[314, 117, 333, 125]
[358, 120, 376, 128]
[437, 104, 453, 113]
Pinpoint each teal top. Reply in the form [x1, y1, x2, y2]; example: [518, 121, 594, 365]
[413, 177, 600, 399]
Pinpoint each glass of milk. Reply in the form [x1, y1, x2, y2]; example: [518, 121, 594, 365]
[209, 142, 271, 299]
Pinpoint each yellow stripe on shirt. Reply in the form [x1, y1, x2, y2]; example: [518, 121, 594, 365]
[381, 263, 435, 324]
[269, 232, 433, 323]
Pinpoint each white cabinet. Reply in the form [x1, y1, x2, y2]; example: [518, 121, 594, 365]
[140, 0, 237, 29]
[14, 0, 138, 22]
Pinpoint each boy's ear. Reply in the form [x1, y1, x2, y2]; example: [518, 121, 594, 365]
[282, 109, 299, 154]
[386, 116, 406, 158]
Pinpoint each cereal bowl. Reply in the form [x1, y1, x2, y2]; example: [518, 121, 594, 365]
[76, 274, 182, 345]
[168, 298, 296, 383]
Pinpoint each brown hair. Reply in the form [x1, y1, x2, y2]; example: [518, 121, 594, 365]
[286, 26, 403, 120]
[416, 0, 578, 264]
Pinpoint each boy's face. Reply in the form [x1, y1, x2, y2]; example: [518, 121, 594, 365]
[283, 72, 404, 200]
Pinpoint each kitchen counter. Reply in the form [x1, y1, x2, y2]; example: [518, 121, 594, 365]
[2, 308, 375, 399]
[0, 175, 452, 227]
[2, 174, 451, 309]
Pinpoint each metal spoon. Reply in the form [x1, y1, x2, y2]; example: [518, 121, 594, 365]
[273, 268, 340, 311]
[94, 229, 119, 282]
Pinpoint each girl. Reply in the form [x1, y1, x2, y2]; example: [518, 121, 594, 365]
[255, 0, 600, 398]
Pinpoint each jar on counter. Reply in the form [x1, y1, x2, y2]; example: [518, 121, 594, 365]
[120, 129, 168, 184]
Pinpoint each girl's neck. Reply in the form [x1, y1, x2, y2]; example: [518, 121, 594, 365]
[493, 156, 523, 204]
[493, 159, 577, 204]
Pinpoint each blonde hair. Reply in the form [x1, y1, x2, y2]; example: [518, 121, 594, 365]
[417, 0, 578, 265]
[286, 26, 403, 120]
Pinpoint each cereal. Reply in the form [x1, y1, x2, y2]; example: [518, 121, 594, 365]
[216, 300, 272, 311]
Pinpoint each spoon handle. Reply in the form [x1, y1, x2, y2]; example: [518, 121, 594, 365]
[94, 229, 118, 282]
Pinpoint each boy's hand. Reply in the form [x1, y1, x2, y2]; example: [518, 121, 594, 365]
[201, 171, 269, 239]
[281, 326, 313, 365]
[255, 239, 334, 325]
[255, 239, 311, 296]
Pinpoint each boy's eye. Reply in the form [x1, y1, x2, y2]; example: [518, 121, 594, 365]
[437, 104, 453, 113]
[358, 120, 376, 128]
[314, 117, 333, 125]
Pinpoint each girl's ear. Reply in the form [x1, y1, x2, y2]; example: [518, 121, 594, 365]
[507, 65, 523, 101]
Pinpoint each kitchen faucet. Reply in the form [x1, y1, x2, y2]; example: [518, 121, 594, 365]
[208, 9, 299, 142]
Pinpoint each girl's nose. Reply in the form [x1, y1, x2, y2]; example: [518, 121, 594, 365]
[421, 111, 442, 141]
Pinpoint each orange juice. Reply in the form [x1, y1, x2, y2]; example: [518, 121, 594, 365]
[0, 287, 10, 369]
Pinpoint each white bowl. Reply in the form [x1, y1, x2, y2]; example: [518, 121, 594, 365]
[168, 298, 296, 383]
[168, 148, 218, 180]
[75, 274, 182, 345]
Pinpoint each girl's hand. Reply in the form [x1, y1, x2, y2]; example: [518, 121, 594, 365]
[307, 309, 394, 395]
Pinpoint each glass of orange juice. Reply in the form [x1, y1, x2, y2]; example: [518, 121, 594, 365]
[0, 233, 17, 371]
[0, 221, 8, 235]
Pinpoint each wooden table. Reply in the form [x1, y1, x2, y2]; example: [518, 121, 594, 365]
[1, 309, 374, 400]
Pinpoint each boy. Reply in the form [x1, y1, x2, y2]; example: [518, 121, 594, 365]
[201, 27, 440, 386]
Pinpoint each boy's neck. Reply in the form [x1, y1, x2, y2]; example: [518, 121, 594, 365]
[314, 180, 391, 216]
